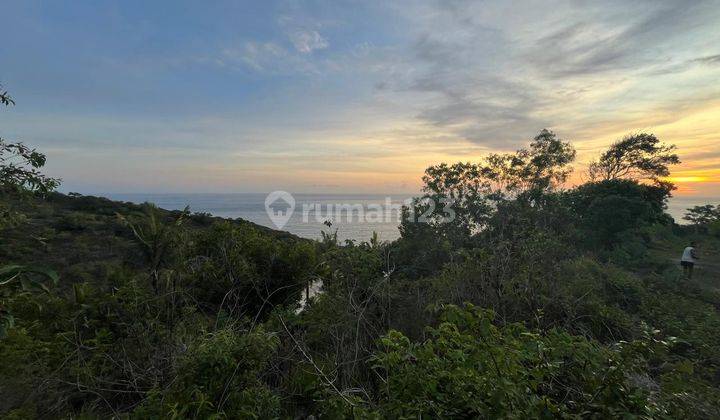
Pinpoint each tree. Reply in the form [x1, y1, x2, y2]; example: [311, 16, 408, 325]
[0, 84, 14, 106]
[588, 133, 679, 185]
[0, 85, 60, 194]
[683, 204, 720, 226]
[117, 204, 188, 295]
[406, 129, 575, 237]
[395, 130, 575, 275]
[512, 129, 576, 193]
[567, 179, 670, 249]
[0, 141, 60, 194]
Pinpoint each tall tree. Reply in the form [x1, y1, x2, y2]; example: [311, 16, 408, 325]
[512, 129, 576, 193]
[588, 133, 679, 184]
[402, 130, 576, 243]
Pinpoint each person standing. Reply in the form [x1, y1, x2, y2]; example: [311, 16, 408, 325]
[681, 241, 699, 279]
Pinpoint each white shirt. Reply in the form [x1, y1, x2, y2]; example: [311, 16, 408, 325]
[681, 247, 696, 263]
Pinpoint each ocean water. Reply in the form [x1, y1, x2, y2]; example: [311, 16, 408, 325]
[666, 196, 719, 223]
[105, 193, 717, 242]
[107, 193, 413, 243]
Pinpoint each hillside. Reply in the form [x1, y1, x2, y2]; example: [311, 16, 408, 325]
[1, 187, 720, 418]
[3, 131, 720, 418]
[1, 192, 305, 288]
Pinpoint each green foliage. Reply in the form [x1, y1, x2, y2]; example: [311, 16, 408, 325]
[709, 219, 720, 237]
[552, 258, 643, 339]
[0, 140, 60, 194]
[186, 221, 318, 319]
[361, 304, 655, 418]
[3, 128, 720, 418]
[117, 203, 188, 294]
[684, 204, 720, 226]
[0, 202, 26, 230]
[0, 87, 60, 339]
[134, 327, 281, 419]
[413, 129, 575, 234]
[0, 86, 59, 195]
[567, 179, 671, 249]
[0, 264, 58, 338]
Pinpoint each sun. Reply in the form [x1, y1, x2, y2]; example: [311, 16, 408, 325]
[666, 176, 709, 183]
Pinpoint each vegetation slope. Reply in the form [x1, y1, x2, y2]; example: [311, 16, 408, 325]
[2, 87, 720, 418]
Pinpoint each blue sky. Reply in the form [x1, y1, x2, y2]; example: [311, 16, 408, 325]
[1, 0, 720, 195]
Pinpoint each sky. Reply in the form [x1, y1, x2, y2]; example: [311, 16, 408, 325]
[1, 0, 720, 198]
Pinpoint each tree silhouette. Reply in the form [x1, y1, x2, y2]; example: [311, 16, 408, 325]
[588, 133, 679, 184]
[684, 204, 720, 226]
[0, 85, 14, 106]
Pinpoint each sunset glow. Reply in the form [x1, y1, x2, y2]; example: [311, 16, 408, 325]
[0, 1, 718, 203]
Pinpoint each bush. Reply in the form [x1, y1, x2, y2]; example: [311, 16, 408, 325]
[133, 327, 281, 419]
[331, 304, 656, 418]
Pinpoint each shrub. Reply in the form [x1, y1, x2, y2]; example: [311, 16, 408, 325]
[330, 304, 656, 418]
[133, 327, 281, 419]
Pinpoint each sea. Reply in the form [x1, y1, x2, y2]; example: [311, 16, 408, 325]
[105, 193, 717, 243]
[106, 193, 413, 243]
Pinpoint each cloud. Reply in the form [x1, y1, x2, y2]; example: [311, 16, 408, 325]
[217, 41, 288, 71]
[691, 54, 720, 65]
[525, 1, 713, 78]
[363, 0, 720, 151]
[411, 73, 549, 148]
[289, 30, 328, 53]
[216, 40, 326, 75]
[5, 0, 720, 194]
[375, 4, 549, 148]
